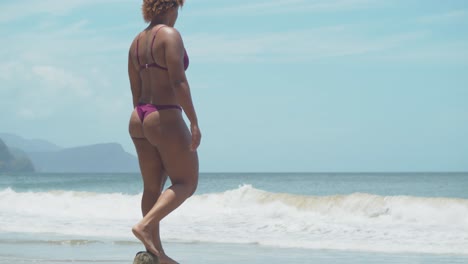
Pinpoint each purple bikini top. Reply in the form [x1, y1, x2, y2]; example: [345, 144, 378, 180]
[136, 26, 189, 71]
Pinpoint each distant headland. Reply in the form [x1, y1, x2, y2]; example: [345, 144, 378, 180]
[0, 133, 139, 173]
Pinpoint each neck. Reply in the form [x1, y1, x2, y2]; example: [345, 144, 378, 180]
[148, 16, 172, 29]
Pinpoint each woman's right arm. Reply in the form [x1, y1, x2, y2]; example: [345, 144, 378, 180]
[164, 28, 201, 151]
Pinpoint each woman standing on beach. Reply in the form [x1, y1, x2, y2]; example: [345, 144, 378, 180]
[128, 0, 200, 263]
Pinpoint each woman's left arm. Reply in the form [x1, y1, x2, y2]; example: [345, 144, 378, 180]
[128, 49, 142, 108]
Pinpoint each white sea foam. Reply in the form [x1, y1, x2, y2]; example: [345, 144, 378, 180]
[1, 185, 467, 254]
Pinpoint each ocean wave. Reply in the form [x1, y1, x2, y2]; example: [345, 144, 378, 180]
[0, 238, 102, 246]
[1, 186, 467, 254]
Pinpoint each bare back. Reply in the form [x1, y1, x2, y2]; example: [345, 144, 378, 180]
[128, 23, 199, 151]
[128, 25, 188, 106]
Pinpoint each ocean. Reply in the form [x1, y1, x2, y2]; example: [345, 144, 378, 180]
[0, 172, 467, 264]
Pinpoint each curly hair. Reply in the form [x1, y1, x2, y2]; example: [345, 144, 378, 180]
[142, 0, 185, 22]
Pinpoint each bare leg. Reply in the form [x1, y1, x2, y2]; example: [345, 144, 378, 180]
[132, 164, 198, 258]
[140, 173, 179, 264]
[134, 181, 196, 226]
[132, 112, 198, 258]
[130, 140, 185, 263]
[141, 185, 163, 251]
[140, 174, 178, 264]
[130, 109, 180, 262]
[131, 137, 166, 254]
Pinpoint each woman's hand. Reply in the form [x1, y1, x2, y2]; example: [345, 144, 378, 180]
[190, 123, 201, 151]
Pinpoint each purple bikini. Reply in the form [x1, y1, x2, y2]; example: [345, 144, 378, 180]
[135, 25, 189, 122]
[136, 103, 182, 122]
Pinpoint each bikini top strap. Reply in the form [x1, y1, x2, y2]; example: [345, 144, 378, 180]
[150, 25, 167, 64]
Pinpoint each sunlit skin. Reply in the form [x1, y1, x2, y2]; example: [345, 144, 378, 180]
[127, 2, 200, 264]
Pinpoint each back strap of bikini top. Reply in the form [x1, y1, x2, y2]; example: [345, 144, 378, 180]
[135, 26, 167, 68]
[150, 26, 166, 66]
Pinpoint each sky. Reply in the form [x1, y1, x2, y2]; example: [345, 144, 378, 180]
[0, 0, 467, 172]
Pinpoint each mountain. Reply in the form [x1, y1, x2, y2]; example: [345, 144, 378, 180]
[1, 133, 139, 173]
[28, 143, 139, 173]
[0, 133, 61, 152]
[0, 138, 14, 163]
[0, 138, 35, 173]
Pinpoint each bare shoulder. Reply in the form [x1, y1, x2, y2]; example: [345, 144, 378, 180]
[159, 26, 183, 45]
[129, 33, 141, 54]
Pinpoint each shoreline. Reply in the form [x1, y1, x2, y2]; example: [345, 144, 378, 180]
[1, 234, 468, 264]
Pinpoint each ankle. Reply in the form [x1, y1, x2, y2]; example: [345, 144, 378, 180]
[133, 221, 150, 231]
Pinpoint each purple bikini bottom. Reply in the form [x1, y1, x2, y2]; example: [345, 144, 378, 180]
[136, 103, 181, 122]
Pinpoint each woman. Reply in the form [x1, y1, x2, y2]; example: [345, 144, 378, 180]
[128, 0, 200, 263]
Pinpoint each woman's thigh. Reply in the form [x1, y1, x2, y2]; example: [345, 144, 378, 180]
[143, 114, 198, 185]
[132, 137, 166, 191]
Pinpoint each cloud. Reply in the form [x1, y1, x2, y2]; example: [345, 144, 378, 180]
[0, 2, 133, 123]
[374, 41, 468, 63]
[188, 0, 387, 16]
[0, 61, 25, 81]
[0, 62, 93, 119]
[0, 0, 129, 23]
[185, 26, 429, 63]
[417, 10, 467, 24]
[0, 58, 131, 122]
[32, 65, 92, 97]
[1, 20, 128, 61]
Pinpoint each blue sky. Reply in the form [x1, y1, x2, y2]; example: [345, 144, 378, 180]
[1, 0, 467, 172]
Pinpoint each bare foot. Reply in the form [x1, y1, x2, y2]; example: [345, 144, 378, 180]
[159, 253, 179, 264]
[132, 223, 159, 257]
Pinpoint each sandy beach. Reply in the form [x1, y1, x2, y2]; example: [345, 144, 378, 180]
[1, 233, 468, 264]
